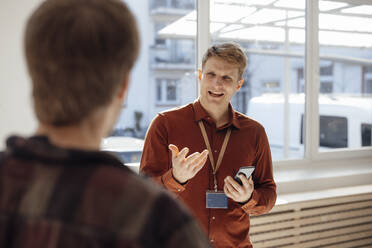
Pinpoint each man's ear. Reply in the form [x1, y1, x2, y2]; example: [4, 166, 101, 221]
[118, 74, 130, 101]
[237, 79, 244, 90]
[197, 69, 202, 81]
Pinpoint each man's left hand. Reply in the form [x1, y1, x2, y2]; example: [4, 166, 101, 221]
[223, 175, 254, 203]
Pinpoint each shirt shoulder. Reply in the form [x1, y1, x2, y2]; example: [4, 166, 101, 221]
[90, 166, 210, 247]
[235, 111, 266, 132]
[87, 164, 164, 202]
[139, 189, 211, 247]
[0, 151, 6, 165]
[149, 103, 195, 131]
[158, 103, 194, 120]
[0, 136, 209, 247]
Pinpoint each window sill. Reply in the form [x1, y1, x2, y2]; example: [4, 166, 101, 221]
[155, 103, 180, 107]
[127, 156, 372, 196]
[276, 184, 372, 205]
[274, 157, 372, 194]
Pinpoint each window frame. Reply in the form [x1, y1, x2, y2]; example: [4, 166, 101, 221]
[196, 0, 372, 167]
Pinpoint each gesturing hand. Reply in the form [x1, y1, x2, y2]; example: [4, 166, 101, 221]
[169, 144, 209, 184]
[224, 175, 254, 203]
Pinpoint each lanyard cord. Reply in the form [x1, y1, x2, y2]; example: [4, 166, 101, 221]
[198, 121, 231, 191]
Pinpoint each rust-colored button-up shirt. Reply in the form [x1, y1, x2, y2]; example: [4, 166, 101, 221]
[140, 100, 276, 248]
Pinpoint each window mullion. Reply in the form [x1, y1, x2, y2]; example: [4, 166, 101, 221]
[197, 0, 210, 97]
[305, 0, 320, 160]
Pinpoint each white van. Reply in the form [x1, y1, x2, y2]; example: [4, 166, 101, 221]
[247, 93, 372, 159]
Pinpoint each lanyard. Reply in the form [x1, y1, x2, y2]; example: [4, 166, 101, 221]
[198, 121, 231, 192]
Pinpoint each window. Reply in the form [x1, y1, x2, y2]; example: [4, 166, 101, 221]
[319, 116, 348, 148]
[320, 64, 333, 76]
[362, 124, 372, 147]
[156, 79, 179, 105]
[172, 0, 194, 9]
[318, 0, 372, 152]
[319, 64, 333, 93]
[262, 81, 281, 93]
[154, 23, 167, 46]
[366, 80, 372, 94]
[363, 67, 372, 94]
[166, 80, 177, 101]
[151, 0, 167, 9]
[151, 0, 194, 9]
[320, 81, 333, 93]
[156, 79, 162, 102]
[298, 64, 334, 93]
[301, 115, 348, 149]
[108, 0, 372, 164]
[208, 0, 306, 160]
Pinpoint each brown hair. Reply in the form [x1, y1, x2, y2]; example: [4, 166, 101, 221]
[202, 42, 247, 79]
[25, 0, 139, 126]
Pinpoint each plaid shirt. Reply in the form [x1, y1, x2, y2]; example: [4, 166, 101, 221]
[0, 136, 211, 248]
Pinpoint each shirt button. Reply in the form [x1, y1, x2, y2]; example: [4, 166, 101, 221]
[212, 216, 215, 220]
[210, 239, 214, 243]
[214, 150, 217, 153]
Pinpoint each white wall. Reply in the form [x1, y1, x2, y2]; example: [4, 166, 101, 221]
[0, 0, 42, 149]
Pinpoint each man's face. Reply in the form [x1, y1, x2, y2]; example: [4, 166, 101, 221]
[198, 56, 243, 109]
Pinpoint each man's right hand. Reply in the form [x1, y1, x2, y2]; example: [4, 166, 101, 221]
[169, 144, 209, 184]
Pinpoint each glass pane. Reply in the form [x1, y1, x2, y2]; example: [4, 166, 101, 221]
[210, 0, 306, 160]
[166, 79, 177, 101]
[156, 79, 162, 102]
[103, 0, 197, 163]
[362, 124, 372, 147]
[318, 0, 372, 152]
[319, 116, 347, 149]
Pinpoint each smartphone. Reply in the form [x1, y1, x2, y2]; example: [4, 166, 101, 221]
[234, 166, 255, 185]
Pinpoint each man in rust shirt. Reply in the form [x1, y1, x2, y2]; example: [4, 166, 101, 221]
[140, 43, 276, 247]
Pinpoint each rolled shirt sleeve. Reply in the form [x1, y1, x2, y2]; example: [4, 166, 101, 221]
[140, 114, 186, 194]
[241, 124, 276, 215]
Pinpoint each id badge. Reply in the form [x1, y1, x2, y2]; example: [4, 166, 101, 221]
[206, 190, 228, 209]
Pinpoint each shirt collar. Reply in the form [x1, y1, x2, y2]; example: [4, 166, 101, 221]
[193, 99, 241, 129]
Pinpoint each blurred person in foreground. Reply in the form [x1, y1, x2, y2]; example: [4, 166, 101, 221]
[0, 0, 210, 247]
[140, 43, 276, 248]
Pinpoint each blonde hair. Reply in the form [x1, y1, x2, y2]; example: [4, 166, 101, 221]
[202, 42, 247, 79]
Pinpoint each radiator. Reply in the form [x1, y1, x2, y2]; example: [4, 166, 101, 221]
[250, 192, 372, 247]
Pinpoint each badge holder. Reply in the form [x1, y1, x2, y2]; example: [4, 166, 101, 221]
[206, 174, 228, 209]
[206, 190, 228, 209]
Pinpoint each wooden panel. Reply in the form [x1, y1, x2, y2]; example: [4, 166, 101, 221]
[251, 208, 372, 233]
[299, 223, 372, 242]
[252, 215, 372, 242]
[250, 190, 372, 248]
[251, 200, 372, 226]
[268, 193, 372, 214]
[253, 229, 372, 248]
[316, 237, 372, 248]
[297, 230, 372, 248]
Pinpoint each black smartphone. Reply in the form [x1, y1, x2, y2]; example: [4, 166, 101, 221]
[234, 166, 255, 185]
